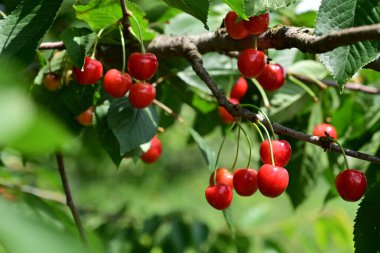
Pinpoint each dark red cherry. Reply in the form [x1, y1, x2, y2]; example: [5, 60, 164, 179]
[128, 83, 156, 109]
[257, 164, 289, 198]
[43, 73, 61, 91]
[205, 183, 233, 210]
[313, 123, 338, 139]
[233, 168, 258, 196]
[230, 77, 248, 101]
[335, 169, 366, 202]
[141, 135, 162, 163]
[73, 57, 103, 85]
[76, 106, 94, 126]
[224, 11, 249, 40]
[218, 98, 239, 124]
[209, 168, 234, 190]
[237, 49, 266, 78]
[242, 13, 270, 35]
[103, 69, 132, 98]
[127, 53, 158, 81]
[260, 140, 292, 167]
[256, 64, 286, 91]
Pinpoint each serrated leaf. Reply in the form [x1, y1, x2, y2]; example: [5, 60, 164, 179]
[161, 0, 209, 29]
[244, 0, 299, 17]
[316, 0, 380, 90]
[107, 97, 158, 155]
[354, 180, 380, 253]
[222, 0, 247, 20]
[0, 0, 63, 65]
[189, 128, 216, 173]
[60, 27, 97, 68]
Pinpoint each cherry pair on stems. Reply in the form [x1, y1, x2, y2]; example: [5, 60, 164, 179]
[225, 11, 269, 40]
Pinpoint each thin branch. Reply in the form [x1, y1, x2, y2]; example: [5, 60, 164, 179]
[39, 41, 64, 50]
[56, 152, 88, 245]
[119, 0, 131, 34]
[153, 99, 186, 124]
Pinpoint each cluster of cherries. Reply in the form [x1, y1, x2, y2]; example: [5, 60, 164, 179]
[140, 135, 162, 164]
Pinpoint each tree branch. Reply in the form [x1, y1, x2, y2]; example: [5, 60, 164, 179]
[119, 0, 130, 35]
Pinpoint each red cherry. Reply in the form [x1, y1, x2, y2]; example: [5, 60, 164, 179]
[43, 73, 61, 91]
[313, 123, 338, 139]
[257, 164, 289, 198]
[141, 135, 162, 163]
[218, 98, 239, 124]
[209, 168, 234, 190]
[103, 69, 132, 98]
[127, 52, 158, 81]
[76, 106, 94, 126]
[233, 169, 258, 196]
[73, 57, 103, 85]
[260, 140, 292, 167]
[335, 169, 366, 202]
[205, 183, 233, 210]
[237, 49, 266, 78]
[256, 64, 286, 91]
[242, 13, 270, 35]
[128, 83, 156, 109]
[224, 11, 249, 40]
[230, 77, 248, 101]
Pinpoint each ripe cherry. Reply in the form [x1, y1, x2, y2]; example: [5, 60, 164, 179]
[260, 140, 292, 167]
[313, 123, 338, 139]
[43, 73, 61, 91]
[76, 106, 94, 126]
[237, 49, 266, 78]
[205, 183, 233, 210]
[209, 168, 234, 190]
[218, 98, 239, 124]
[233, 169, 258, 196]
[242, 13, 270, 35]
[141, 135, 162, 163]
[73, 57, 103, 85]
[128, 83, 156, 109]
[224, 11, 249, 40]
[230, 77, 248, 101]
[257, 164, 289, 198]
[127, 52, 158, 81]
[256, 63, 286, 91]
[103, 69, 132, 98]
[335, 169, 367, 202]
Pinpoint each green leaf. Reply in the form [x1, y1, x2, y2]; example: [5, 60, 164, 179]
[316, 0, 380, 90]
[60, 27, 97, 68]
[0, 0, 64, 65]
[354, 180, 380, 253]
[189, 128, 216, 173]
[244, 0, 299, 17]
[287, 60, 330, 80]
[107, 97, 158, 155]
[222, 207, 235, 238]
[161, 0, 209, 29]
[222, 0, 247, 20]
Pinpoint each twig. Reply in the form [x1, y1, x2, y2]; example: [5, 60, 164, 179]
[153, 99, 186, 124]
[56, 152, 88, 245]
[119, 0, 131, 33]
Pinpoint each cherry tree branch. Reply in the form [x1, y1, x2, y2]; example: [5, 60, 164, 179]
[119, 0, 131, 34]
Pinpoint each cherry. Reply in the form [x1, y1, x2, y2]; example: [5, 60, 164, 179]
[141, 135, 162, 163]
[209, 168, 234, 190]
[224, 11, 249, 40]
[233, 168, 258, 196]
[76, 106, 94, 126]
[103, 69, 132, 98]
[335, 169, 367, 202]
[43, 73, 61, 91]
[230, 77, 248, 101]
[313, 123, 338, 139]
[127, 52, 158, 81]
[205, 183, 233, 210]
[260, 140, 292, 167]
[218, 98, 239, 124]
[237, 49, 266, 78]
[128, 83, 156, 109]
[257, 164, 289, 198]
[256, 63, 286, 91]
[242, 13, 270, 35]
[72, 57, 103, 85]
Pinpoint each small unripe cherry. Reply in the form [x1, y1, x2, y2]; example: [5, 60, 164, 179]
[335, 169, 367, 202]
[72, 57, 103, 85]
[233, 169, 258, 196]
[76, 106, 94, 126]
[257, 164, 289, 198]
[259, 140, 292, 167]
[313, 123, 338, 139]
[43, 73, 61, 91]
[242, 13, 270, 35]
[128, 83, 156, 109]
[209, 168, 234, 190]
[224, 11, 249, 40]
[218, 98, 239, 124]
[237, 49, 266, 78]
[230, 77, 248, 101]
[205, 183, 233, 210]
[256, 64, 286, 91]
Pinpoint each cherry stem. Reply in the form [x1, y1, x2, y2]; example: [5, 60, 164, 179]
[0, 10, 6, 19]
[238, 123, 252, 169]
[253, 36, 258, 50]
[118, 25, 126, 73]
[91, 28, 105, 59]
[230, 125, 241, 171]
[288, 75, 319, 103]
[251, 78, 271, 108]
[240, 103, 276, 140]
[334, 140, 350, 170]
[227, 58, 235, 99]
[252, 122, 265, 142]
[258, 121, 275, 166]
[128, 12, 146, 53]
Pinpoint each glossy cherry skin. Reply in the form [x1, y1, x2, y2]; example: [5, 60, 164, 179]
[224, 11, 249, 40]
[43, 73, 61, 91]
[313, 123, 338, 139]
[209, 168, 234, 190]
[260, 140, 292, 167]
[242, 13, 270, 35]
[335, 169, 367, 202]
[230, 77, 248, 101]
[76, 107, 94, 126]
[218, 98, 239, 124]
[233, 169, 258, 196]
[73, 57, 103, 85]
[128, 83, 156, 109]
[238, 49, 266, 78]
[205, 183, 233, 210]
[257, 164, 289, 198]
[256, 64, 286, 91]
[141, 135, 162, 163]
[103, 69, 132, 98]
[127, 53, 158, 81]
